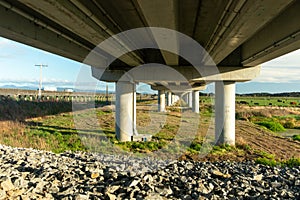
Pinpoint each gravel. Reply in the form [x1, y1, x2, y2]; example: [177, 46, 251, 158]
[0, 144, 299, 199]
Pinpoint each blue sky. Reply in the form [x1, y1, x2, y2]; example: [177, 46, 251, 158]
[0, 36, 300, 94]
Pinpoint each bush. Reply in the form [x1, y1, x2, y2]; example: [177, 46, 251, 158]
[255, 121, 285, 132]
[292, 134, 300, 141]
[189, 142, 202, 152]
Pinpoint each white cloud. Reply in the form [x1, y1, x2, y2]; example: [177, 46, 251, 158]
[262, 49, 300, 67]
[255, 49, 300, 83]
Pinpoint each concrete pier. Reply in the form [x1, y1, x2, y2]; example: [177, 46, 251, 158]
[115, 81, 137, 141]
[188, 92, 193, 108]
[192, 90, 200, 113]
[182, 93, 188, 106]
[158, 90, 166, 112]
[167, 91, 172, 106]
[215, 81, 236, 145]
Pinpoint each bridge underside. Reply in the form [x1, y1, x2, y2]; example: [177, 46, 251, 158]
[0, 0, 299, 144]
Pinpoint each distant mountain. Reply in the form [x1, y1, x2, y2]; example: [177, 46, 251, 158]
[0, 85, 37, 90]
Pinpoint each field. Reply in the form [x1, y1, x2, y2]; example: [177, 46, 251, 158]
[0, 95, 299, 166]
[200, 95, 300, 107]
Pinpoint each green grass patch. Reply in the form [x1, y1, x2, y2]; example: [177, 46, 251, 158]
[28, 128, 86, 153]
[256, 157, 300, 167]
[283, 157, 300, 167]
[257, 151, 275, 159]
[116, 141, 167, 152]
[187, 141, 203, 154]
[255, 157, 279, 166]
[255, 150, 300, 167]
[255, 121, 285, 132]
[210, 144, 236, 155]
[236, 97, 300, 107]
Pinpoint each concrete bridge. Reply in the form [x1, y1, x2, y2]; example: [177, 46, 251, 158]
[0, 0, 299, 144]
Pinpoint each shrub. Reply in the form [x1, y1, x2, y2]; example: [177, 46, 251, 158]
[255, 121, 285, 132]
[189, 142, 202, 152]
[292, 134, 300, 142]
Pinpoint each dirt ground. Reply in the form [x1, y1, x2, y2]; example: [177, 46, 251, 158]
[133, 104, 300, 162]
[192, 120, 300, 162]
[189, 105, 300, 162]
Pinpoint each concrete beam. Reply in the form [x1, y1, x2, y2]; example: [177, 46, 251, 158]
[215, 81, 236, 145]
[136, 0, 179, 65]
[17, 0, 143, 66]
[241, 0, 300, 66]
[0, 4, 89, 63]
[150, 84, 205, 92]
[191, 65, 261, 82]
[208, 0, 294, 64]
[96, 65, 260, 83]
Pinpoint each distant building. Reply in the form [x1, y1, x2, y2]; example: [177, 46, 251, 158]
[64, 88, 74, 92]
[44, 86, 57, 92]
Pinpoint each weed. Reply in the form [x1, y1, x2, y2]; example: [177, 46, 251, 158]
[256, 156, 300, 167]
[283, 157, 300, 167]
[117, 141, 167, 153]
[236, 143, 251, 151]
[211, 144, 235, 155]
[255, 157, 278, 166]
[257, 151, 275, 159]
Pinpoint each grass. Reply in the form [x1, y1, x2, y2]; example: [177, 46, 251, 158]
[200, 96, 300, 107]
[255, 121, 286, 132]
[236, 96, 300, 107]
[0, 121, 51, 150]
[116, 141, 167, 152]
[255, 150, 300, 167]
[0, 96, 299, 167]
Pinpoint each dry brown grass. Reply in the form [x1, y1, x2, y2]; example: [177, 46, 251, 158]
[0, 121, 51, 150]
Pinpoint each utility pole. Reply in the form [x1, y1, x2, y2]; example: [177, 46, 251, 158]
[35, 64, 48, 100]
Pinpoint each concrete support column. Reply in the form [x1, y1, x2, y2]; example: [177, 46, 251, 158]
[182, 93, 188, 105]
[172, 94, 176, 104]
[133, 85, 138, 136]
[158, 90, 166, 112]
[115, 81, 137, 141]
[167, 91, 172, 106]
[215, 81, 236, 145]
[188, 92, 193, 107]
[192, 90, 200, 113]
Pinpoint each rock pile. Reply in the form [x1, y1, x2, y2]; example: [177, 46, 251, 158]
[0, 144, 299, 199]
